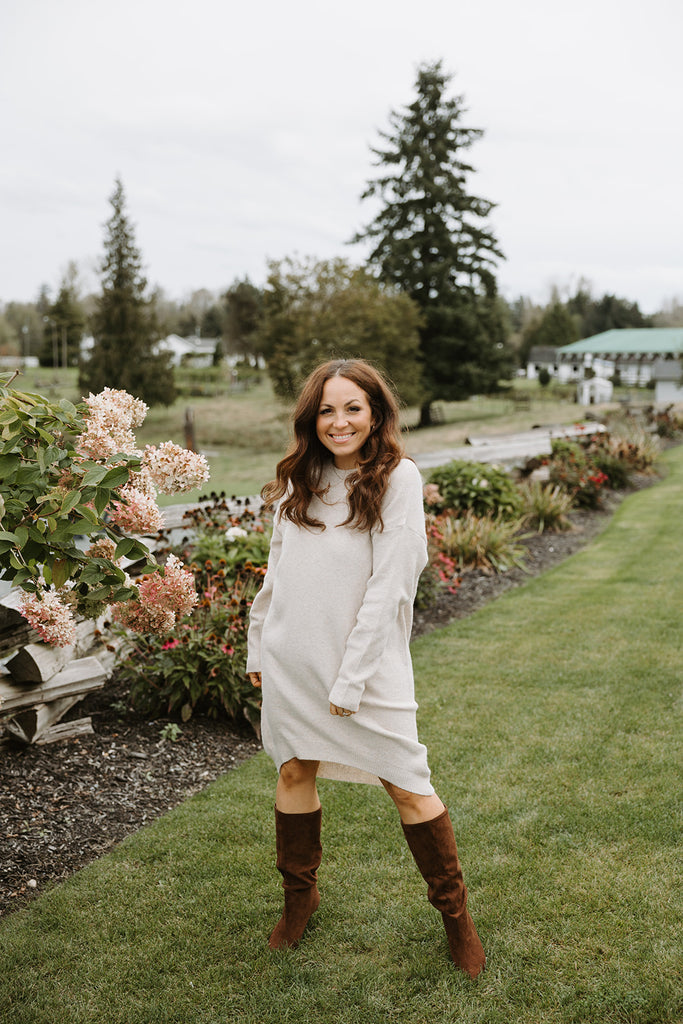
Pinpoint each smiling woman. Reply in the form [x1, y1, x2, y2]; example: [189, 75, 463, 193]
[316, 376, 374, 469]
[244, 358, 486, 977]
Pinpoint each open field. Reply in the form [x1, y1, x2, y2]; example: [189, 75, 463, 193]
[7, 365, 636, 502]
[1, 445, 680, 1023]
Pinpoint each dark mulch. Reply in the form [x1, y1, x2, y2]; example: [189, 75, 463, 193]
[0, 474, 657, 919]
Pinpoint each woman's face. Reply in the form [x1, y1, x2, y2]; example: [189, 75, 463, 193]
[316, 375, 374, 469]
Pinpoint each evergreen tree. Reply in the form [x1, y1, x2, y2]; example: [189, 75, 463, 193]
[566, 289, 652, 338]
[80, 178, 175, 406]
[39, 263, 86, 368]
[520, 302, 578, 366]
[353, 61, 513, 425]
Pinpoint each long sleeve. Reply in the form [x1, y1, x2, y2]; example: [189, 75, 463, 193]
[327, 461, 427, 713]
[246, 511, 284, 673]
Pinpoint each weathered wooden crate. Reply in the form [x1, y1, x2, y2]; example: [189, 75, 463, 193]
[0, 597, 121, 746]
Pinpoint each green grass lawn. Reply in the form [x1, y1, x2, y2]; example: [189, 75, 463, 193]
[1, 450, 681, 1021]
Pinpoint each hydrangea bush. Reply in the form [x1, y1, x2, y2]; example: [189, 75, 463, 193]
[0, 374, 209, 645]
[114, 498, 269, 730]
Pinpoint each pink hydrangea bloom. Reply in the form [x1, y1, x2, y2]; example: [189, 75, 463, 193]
[113, 555, 198, 635]
[109, 486, 164, 534]
[19, 589, 77, 647]
[77, 388, 148, 461]
[143, 442, 210, 495]
[85, 388, 148, 428]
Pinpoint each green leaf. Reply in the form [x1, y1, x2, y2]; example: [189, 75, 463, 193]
[61, 490, 81, 514]
[101, 466, 131, 489]
[0, 454, 20, 479]
[9, 551, 25, 570]
[0, 530, 18, 543]
[114, 538, 137, 559]
[75, 504, 99, 524]
[59, 399, 78, 416]
[51, 559, 70, 588]
[93, 489, 111, 516]
[81, 464, 110, 487]
[15, 526, 29, 548]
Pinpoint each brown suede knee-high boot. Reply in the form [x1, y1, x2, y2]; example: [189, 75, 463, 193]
[268, 806, 322, 950]
[402, 807, 486, 978]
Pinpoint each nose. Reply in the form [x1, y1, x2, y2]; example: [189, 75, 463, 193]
[332, 411, 349, 429]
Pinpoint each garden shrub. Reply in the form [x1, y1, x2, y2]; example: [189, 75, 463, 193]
[547, 439, 609, 509]
[116, 561, 263, 732]
[603, 421, 660, 471]
[519, 481, 574, 533]
[431, 511, 527, 574]
[0, 376, 208, 644]
[426, 460, 522, 519]
[115, 501, 271, 730]
[415, 530, 459, 610]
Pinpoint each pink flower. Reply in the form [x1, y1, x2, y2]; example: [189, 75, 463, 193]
[221, 644, 235, 655]
[113, 555, 198, 635]
[19, 588, 77, 647]
[109, 486, 164, 534]
[162, 638, 180, 650]
[143, 442, 210, 495]
[423, 483, 444, 507]
[77, 388, 147, 461]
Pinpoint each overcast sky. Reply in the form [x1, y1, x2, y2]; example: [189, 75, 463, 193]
[1, 0, 681, 313]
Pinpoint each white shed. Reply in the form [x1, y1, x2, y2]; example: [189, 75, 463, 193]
[577, 377, 614, 405]
[653, 358, 683, 404]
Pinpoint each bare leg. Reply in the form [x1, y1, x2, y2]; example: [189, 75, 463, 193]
[380, 778, 445, 824]
[276, 757, 321, 813]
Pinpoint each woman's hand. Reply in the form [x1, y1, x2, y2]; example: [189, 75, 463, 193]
[329, 703, 356, 717]
[248, 672, 262, 688]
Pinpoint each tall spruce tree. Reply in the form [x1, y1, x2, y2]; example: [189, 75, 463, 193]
[39, 263, 86, 368]
[354, 61, 513, 425]
[80, 178, 175, 405]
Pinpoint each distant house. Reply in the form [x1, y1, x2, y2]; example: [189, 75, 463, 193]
[155, 334, 218, 368]
[526, 346, 558, 380]
[652, 358, 683, 404]
[558, 328, 683, 387]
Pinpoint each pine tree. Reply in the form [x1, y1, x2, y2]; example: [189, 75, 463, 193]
[353, 61, 513, 424]
[39, 263, 86, 368]
[80, 178, 175, 406]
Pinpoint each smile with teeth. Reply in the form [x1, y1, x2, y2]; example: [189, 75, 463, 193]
[330, 432, 356, 443]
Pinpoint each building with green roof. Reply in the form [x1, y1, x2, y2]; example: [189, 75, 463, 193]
[557, 328, 683, 388]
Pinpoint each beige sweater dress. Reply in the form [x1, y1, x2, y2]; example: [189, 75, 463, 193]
[246, 457, 434, 795]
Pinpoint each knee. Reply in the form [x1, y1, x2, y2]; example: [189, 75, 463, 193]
[278, 758, 317, 790]
[382, 780, 423, 816]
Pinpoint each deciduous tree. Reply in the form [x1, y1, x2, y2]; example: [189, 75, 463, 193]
[259, 256, 423, 405]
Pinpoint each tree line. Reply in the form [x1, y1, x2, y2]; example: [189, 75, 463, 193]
[1, 61, 680, 417]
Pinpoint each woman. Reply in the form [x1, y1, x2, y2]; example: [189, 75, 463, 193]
[246, 359, 485, 978]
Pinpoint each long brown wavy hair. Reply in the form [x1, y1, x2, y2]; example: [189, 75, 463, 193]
[262, 359, 405, 531]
